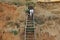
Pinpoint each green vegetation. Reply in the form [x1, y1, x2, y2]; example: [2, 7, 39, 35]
[25, 0, 35, 6]
[12, 2, 24, 6]
[25, 8, 29, 13]
[11, 30, 18, 35]
[6, 21, 19, 35]
[26, 1, 35, 7]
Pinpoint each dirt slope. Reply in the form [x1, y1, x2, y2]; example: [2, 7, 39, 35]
[35, 2, 60, 40]
[0, 1, 60, 40]
[0, 2, 26, 40]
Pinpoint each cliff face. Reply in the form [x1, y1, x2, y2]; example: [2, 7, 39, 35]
[0, 1, 60, 40]
[0, 2, 26, 40]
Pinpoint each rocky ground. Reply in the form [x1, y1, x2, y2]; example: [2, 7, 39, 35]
[0, 1, 60, 40]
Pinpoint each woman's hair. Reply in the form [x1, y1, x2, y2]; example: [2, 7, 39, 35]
[28, 6, 34, 10]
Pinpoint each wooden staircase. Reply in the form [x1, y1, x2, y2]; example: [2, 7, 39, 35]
[25, 14, 36, 40]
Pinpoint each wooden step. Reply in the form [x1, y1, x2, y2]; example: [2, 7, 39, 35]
[26, 30, 34, 32]
[26, 28, 34, 29]
[27, 17, 33, 20]
[27, 22, 33, 24]
[26, 31, 34, 33]
[26, 32, 34, 35]
[26, 35, 34, 38]
[27, 23, 33, 25]
[26, 38, 34, 40]
[27, 24, 33, 27]
[27, 20, 33, 22]
[27, 25, 33, 27]
[26, 36, 34, 38]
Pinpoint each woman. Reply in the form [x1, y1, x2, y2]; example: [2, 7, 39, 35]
[28, 5, 34, 17]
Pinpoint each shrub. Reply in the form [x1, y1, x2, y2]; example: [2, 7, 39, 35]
[11, 30, 18, 35]
[12, 2, 24, 6]
[25, 8, 29, 13]
[26, 2, 35, 7]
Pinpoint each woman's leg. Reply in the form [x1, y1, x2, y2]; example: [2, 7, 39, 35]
[30, 12, 32, 17]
